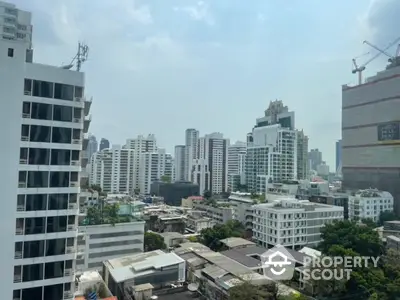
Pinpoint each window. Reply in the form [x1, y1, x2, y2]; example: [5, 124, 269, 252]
[5, 7, 17, 15]
[49, 172, 69, 188]
[53, 105, 72, 122]
[32, 80, 54, 98]
[23, 264, 44, 282]
[24, 217, 46, 235]
[27, 171, 49, 188]
[26, 194, 47, 211]
[46, 216, 67, 233]
[31, 102, 52, 120]
[22, 102, 30, 115]
[24, 79, 32, 94]
[54, 83, 74, 101]
[51, 149, 71, 165]
[16, 32, 26, 39]
[48, 194, 68, 210]
[17, 24, 27, 30]
[30, 125, 51, 143]
[28, 148, 50, 165]
[8, 48, 14, 57]
[52, 127, 71, 144]
[44, 239, 66, 256]
[23, 240, 45, 258]
[74, 86, 84, 98]
[20, 148, 28, 160]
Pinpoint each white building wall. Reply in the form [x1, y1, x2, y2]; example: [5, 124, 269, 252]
[228, 141, 246, 190]
[76, 221, 145, 272]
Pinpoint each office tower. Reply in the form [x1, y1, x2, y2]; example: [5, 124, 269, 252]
[192, 133, 229, 194]
[342, 58, 400, 215]
[308, 148, 322, 171]
[297, 130, 309, 180]
[227, 141, 247, 191]
[174, 145, 186, 182]
[0, 2, 91, 298]
[125, 134, 157, 190]
[139, 149, 173, 194]
[336, 139, 342, 175]
[99, 138, 110, 151]
[89, 146, 135, 194]
[87, 134, 98, 160]
[184, 128, 199, 181]
[246, 101, 297, 193]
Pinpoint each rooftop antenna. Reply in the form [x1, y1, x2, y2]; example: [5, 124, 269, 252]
[61, 42, 89, 71]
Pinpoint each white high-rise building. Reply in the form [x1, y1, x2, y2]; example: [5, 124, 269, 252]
[246, 101, 297, 193]
[139, 149, 173, 194]
[192, 133, 229, 194]
[253, 199, 344, 249]
[89, 146, 135, 194]
[349, 189, 394, 222]
[0, 2, 92, 298]
[184, 128, 199, 181]
[125, 134, 157, 190]
[227, 141, 247, 191]
[174, 145, 186, 182]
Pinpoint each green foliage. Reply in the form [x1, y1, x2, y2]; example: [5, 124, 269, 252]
[85, 203, 126, 226]
[144, 232, 167, 251]
[188, 236, 198, 242]
[316, 220, 400, 299]
[90, 184, 102, 193]
[378, 211, 399, 226]
[203, 190, 212, 199]
[361, 218, 378, 228]
[319, 220, 383, 257]
[161, 175, 171, 183]
[229, 281, 278, 300]
[198, 220, 245, 251]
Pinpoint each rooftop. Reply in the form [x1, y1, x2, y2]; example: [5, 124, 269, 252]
[105, 250, 185, 283]
[221, 249, 262, 268]
[220, 237, 255, 249]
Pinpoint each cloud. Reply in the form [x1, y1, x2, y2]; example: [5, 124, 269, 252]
[173, 1, 214, 25]
[361, 0, 400, 46]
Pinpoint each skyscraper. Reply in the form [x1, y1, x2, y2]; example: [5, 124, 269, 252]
[336, 139, 342, 175]
[184, 128, 199, 181]
[87, 134, 98, 159]
[227, 141, 247, 191]
[308, 148, 322, 171]
[99, 138, 110, 151]
[0, 2, 91, 298]
[174, 145, 186, 182]
[342, 58, 400, 215]
[297, 130, 309, 180]
[245, 101, 297, 193]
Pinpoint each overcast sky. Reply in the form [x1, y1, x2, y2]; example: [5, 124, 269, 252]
[13, 0, 400, 168]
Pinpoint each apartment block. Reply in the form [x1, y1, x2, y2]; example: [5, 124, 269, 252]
[227, 141, 246, 191]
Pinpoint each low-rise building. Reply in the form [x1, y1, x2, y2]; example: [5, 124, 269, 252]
[192, 201, 233, 224]
[349, 189, 394, 222]
[150, 181, 200, 206]
[252, 198, 344, 249]
[386, 235, 400, 252]
[103, 250, 186, 300]
[383, 220, 400, 239]
[77, 219, 145, 272]
[220, 237, 255, 250]
[309, 193, 349, 219]
[185, 214, 216, 233]
[158, 232, 186, 248]
[181, 196, 204, 208]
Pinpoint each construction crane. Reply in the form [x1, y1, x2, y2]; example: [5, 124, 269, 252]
[352, 37, 400, 85]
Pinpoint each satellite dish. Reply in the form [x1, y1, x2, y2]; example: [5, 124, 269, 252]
[188, 283, 199, 292]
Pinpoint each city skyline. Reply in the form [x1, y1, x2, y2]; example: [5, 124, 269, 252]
[12, 0, 397, 169]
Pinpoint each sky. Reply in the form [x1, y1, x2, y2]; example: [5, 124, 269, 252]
[13, 0, 400, 169]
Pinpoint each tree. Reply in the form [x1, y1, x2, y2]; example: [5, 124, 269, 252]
[361, 218, 377, 228]
[188, 236, 198, 242]
[144, 232, 166, 251]
[90, 184, 102, 193]
[86, 206, 102, 225]
[319, 220, 383, 257]
[203, 190, 212, 199]
[198, 220, 245, 251]
[378, 211, 399, 226]
[229, 281, 278, 300]
[103, 203, 120, 226]
[160, 175, 171, 183]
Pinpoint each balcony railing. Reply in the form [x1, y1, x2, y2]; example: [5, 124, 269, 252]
[22, 113, 30, 118]
[73, 117, 81, 123]
[70, 160, 80, 166]
[72, 139, 81, 145]
[19, 158, 27, 164]
[21, 136, 28, 141]
[67, 224, 76, 231]
[13, 274, 22, 283]
[74, 97, 82, 102]
[24, 91, 31, 96]
[18, 182, 26, 188]
[70, 182, 79, 188]
[63, 291, 73, 299]
[68, 203, 77, 209]
[17, 205, 25, 211]
[66, 246, 75, 254]
[64, 268, 73, 276]
[15, 227, 23, 235]
[14, 251, 22, 259]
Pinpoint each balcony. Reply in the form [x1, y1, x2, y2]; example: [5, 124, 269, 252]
[84, 97, 92, 116]
[70, 160, 80, 166]
[67, 224, 76, 231]
[22, 113, 30, 118]
[70, 181, 79, 188]
[66, 246, 75, 254]
[24, 90, 32, 96]
[72, 138, 81, 145]
[74, 97, 83, 102]
[13, 274, 22, 283]
[63, 291, 73, 299]
[15, 227, 23, 235]
[17, 205, 25, 211]
[73, 117, 81, 123]
[14, 251, 22, 259]
[21, 136, 28, 141]
[68, 203, 77, 210]
[83, 115, 91, 133]
[19, 158, 27, 164]
[64, 268, 73, 277]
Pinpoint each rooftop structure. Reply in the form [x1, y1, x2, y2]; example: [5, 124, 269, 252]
[220, 237, 255, 249]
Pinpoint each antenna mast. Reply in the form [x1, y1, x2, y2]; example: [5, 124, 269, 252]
[62, 42, 89, 71]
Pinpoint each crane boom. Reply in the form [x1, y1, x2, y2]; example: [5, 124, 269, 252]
[363, 40, 393, 59]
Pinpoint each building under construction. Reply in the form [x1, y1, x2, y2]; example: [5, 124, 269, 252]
[342, 52, 400, 215]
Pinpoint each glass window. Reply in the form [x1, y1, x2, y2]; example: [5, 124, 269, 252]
[46, 216, 67, 233]
[48, 194, 68, 210]
[32, 80, 54, 98]
[30, 125, 51, 143]
[51, 149, 71, 165]
[22, 264, 43, 282]
[31, 102, 52, 120]
[49, 172, 69, 188]
[23, 240, 45, 258]
[74, 86, 84, 98]
[27, 171, 49, 188]
[24, 79, 32, 94]
[24, 217, 45, 235]
[28, 148, 50, 165]
[44, 239, 66, 256]
[26, 194, 47, 211]
[54, 83, 74, 101]
[53, 105, 72, 122]
[51, 127, 71, 144]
